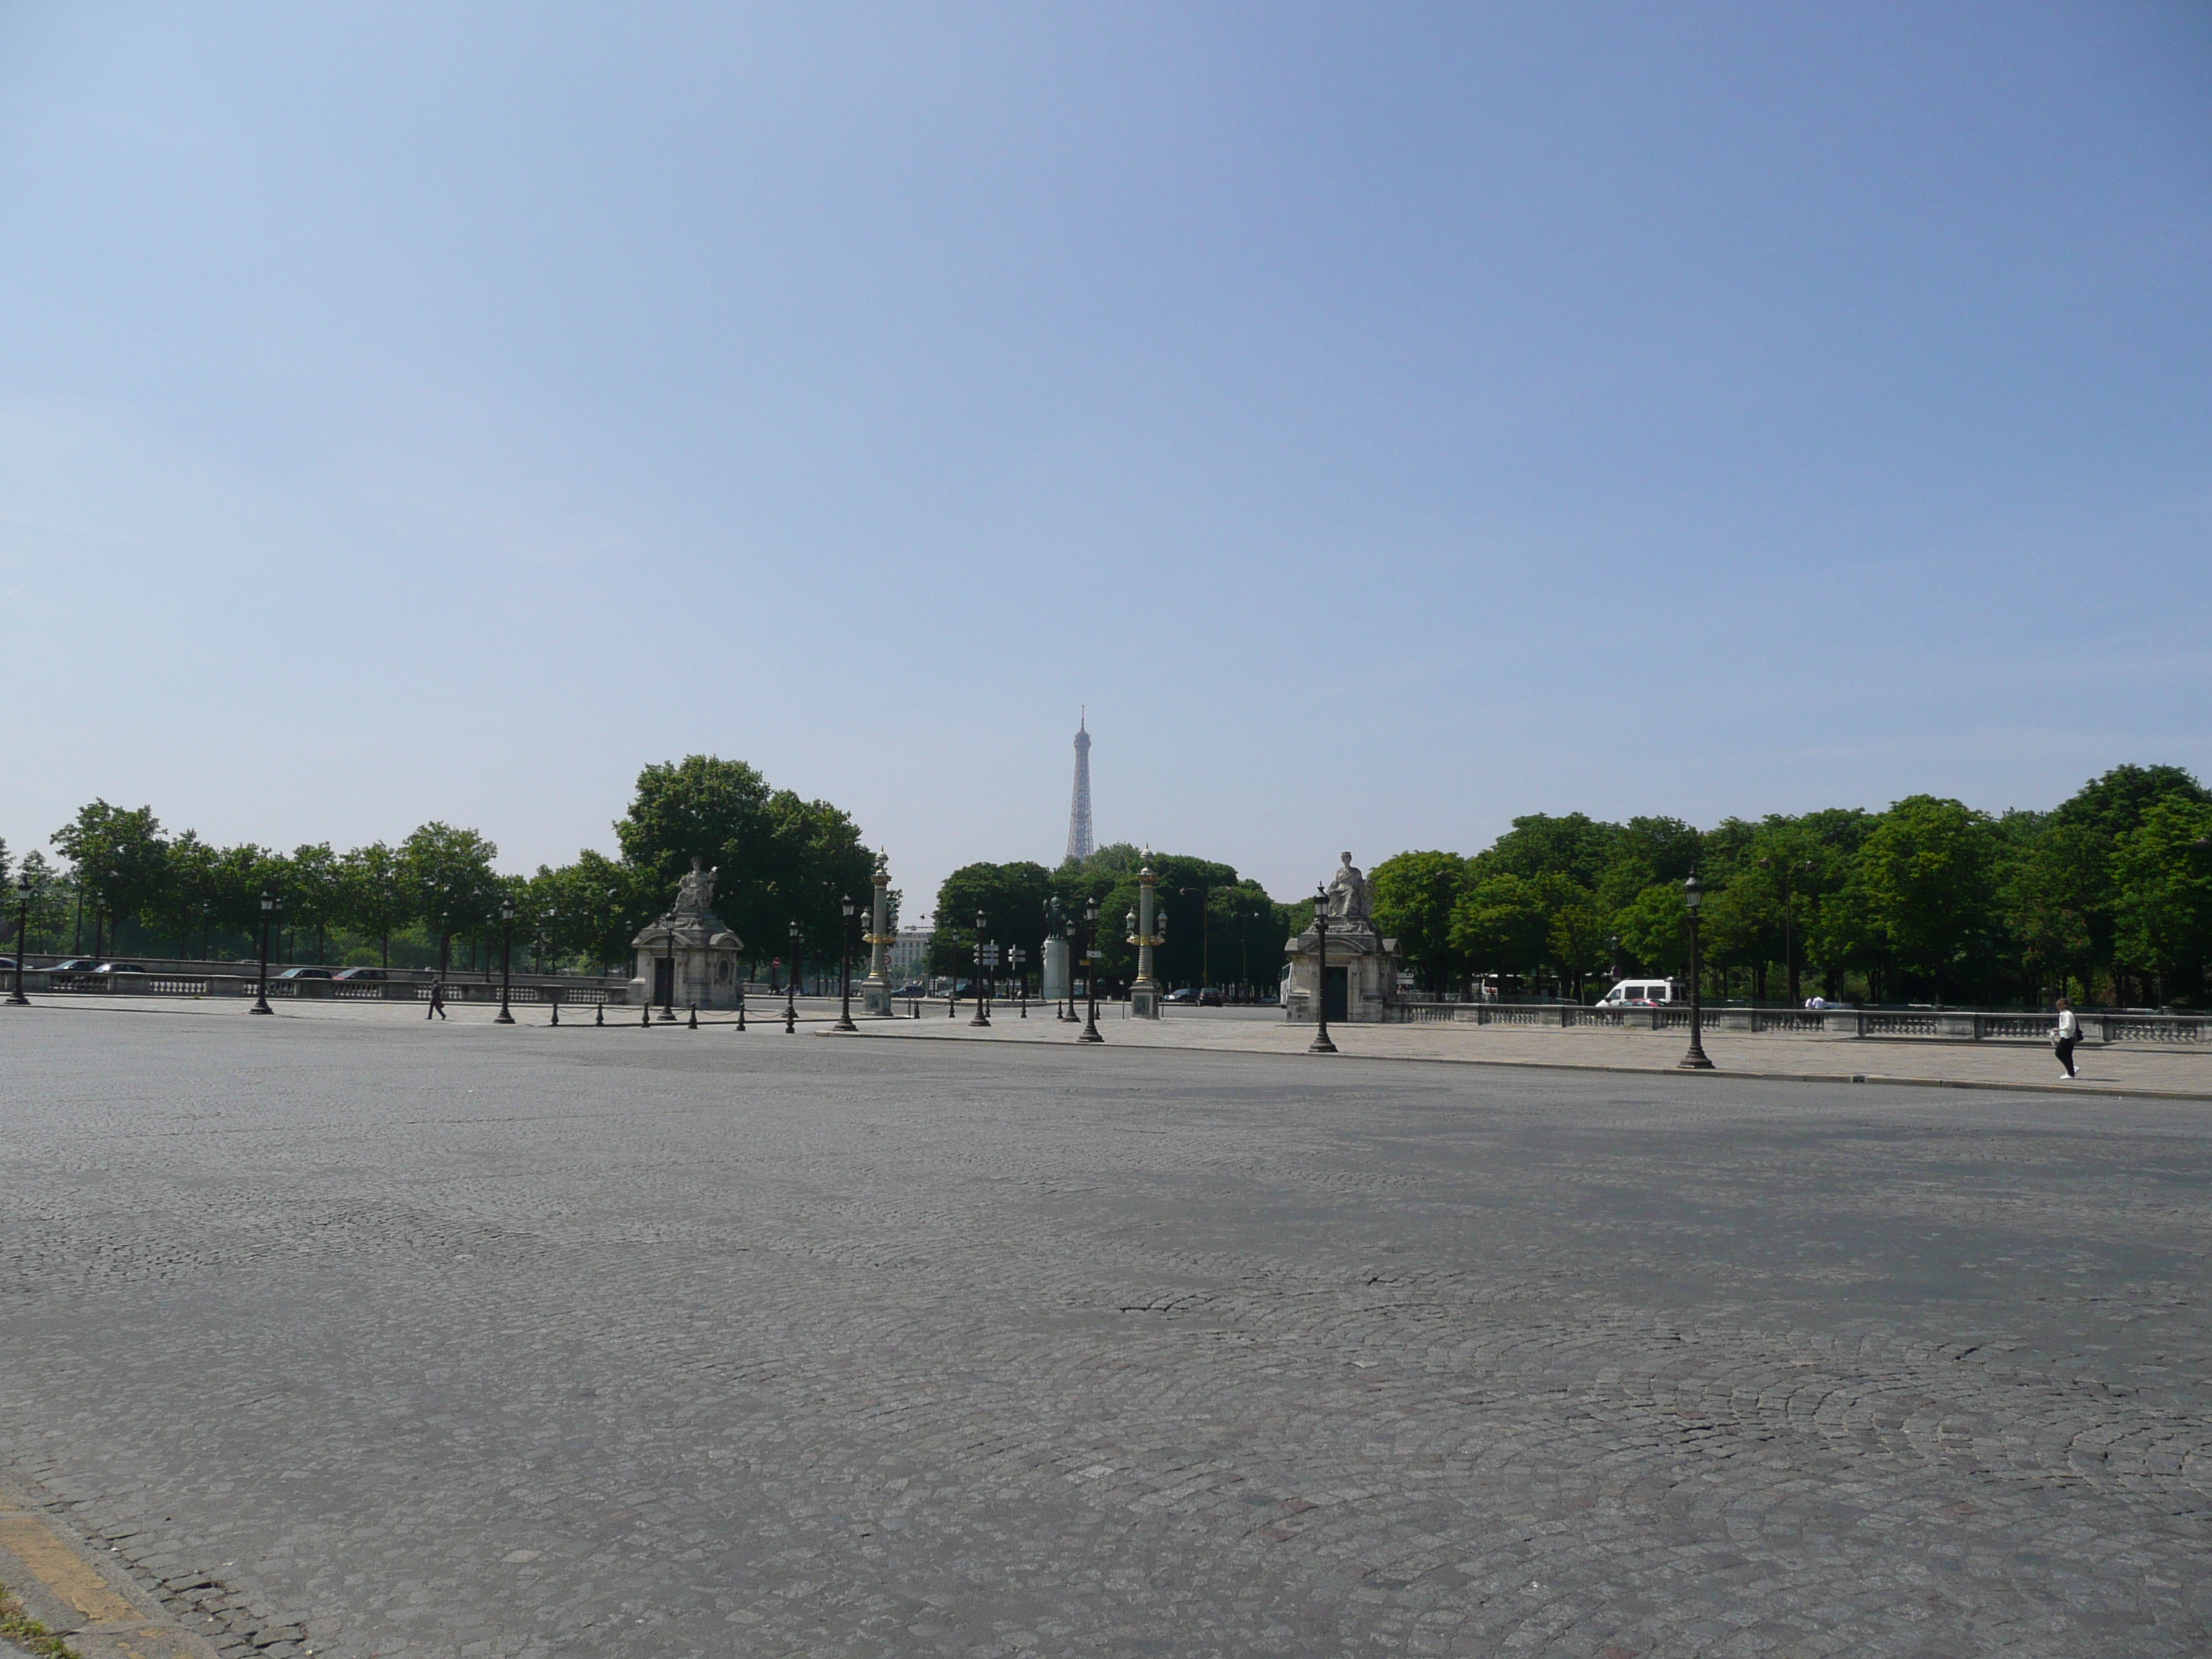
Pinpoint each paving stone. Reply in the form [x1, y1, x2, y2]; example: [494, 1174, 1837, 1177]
[0, 1009, 2206, 1655]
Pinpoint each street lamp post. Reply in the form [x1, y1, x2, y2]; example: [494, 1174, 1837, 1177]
[1679, 876, 1714, 1070]
[542, 906, 561, 1025]
[970, 912, 992, 1027]
[834, 894, 859, 1033]
[1308, 884, 1337, 1053]
[251, 889, 277, 1015]
[1126, 858, 1166, 1018]
[495, 896, 516, 1024]
[8, 873, 32, 1006]
[786, 920, 802, 1031]
[1077, 899, 1103, 1043]
[1009, 945, 1028, 1016]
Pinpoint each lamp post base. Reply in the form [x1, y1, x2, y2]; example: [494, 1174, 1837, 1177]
[250, 1001, 273, 1016]
[1678, 1045, 1714, 1070]
[1307, 1030, 1338, 1054]
[495, 1006, 515, 1025]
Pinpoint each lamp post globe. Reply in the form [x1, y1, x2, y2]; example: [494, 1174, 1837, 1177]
[495, 896, 517, 1024]
[834, 894, 859, 1033]
[251, 889, 276, 1015]
[1678, 876, 1714, 1070]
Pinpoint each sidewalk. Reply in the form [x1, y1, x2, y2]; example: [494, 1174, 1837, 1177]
[10, 994, 2208, 1100]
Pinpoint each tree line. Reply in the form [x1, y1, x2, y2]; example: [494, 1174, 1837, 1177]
[1370, 765, 2212, 1009]
[3, 756, 876, 979]
[932, 845, 1296, 994]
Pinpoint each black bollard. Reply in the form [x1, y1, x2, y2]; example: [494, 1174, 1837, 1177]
[642, 1000, 652, 1028]
[551, 997, 561, 1027]
[785, 1002, 796, 1034]
[688, 1003, 698, 1030]
[595, 1002, 603, 1027]
[737, 1002, 746, 1031]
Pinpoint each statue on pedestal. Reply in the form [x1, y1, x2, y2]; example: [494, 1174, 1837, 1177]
[631, 858, 745, 1012]
[1282, 850, 1398, 1025]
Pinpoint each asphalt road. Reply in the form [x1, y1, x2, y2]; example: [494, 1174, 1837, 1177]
[1, 1009, 2206, 1658]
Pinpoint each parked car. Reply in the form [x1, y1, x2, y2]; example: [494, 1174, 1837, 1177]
[1197, 989, 1224, 1007]
[891, 981, 926, 997]
[94, 962, 150, 974]
[332, 967, 387, 981]
[45, 958, 100, 973]
[274, 967, 335, 981]
[1164, 987, 1200, 1003]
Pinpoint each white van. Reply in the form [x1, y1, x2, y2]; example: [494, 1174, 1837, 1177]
[1597, 978, 1684, 1007]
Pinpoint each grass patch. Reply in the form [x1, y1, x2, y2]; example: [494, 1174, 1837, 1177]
[0, 1578, 84, 1659]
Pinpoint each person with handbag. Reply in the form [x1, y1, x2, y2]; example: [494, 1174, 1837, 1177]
[2051, 997, 2080, 1078]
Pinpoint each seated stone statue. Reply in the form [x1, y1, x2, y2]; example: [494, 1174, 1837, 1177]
[1323, 852, 1372, 924]
[672, 858, 717, 916]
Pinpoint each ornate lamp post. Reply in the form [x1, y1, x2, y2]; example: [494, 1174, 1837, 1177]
[251, 889, 278, 1015]
[834, 894, 860, 1033]
[541, 905, 562, 1025]
[860, 855, 893, 1016]
[1308, 884, 1337, 1054]
[786, 920, 802, 1029]
[8, 873, 32, 1006]
[1077, 899, 1103, 1043]
[1678, 876, 1714, 1070]
[1126, 856, 1165, 1018]
[970, 912, 992, 1027]
[495, 896, 516, 1024]
[1047, 896, 1075, 1021]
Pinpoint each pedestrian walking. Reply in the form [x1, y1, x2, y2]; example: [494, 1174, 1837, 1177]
[428, 974, 448, 1021]
[2051, 996, 2079, 1078]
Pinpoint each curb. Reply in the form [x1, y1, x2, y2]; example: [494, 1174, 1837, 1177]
[0, 1478, 221, 1659]
[830, 1025, 2212, 1103]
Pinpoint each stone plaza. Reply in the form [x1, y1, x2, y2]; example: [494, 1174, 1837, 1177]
[1, 1001, 2208, 1657]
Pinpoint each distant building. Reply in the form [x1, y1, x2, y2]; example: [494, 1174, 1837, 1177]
[887, 929, 933, 984]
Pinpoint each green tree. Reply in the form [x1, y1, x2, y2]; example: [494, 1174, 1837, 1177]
[1857, 796, 1998, 999]
[287, 842, 342, 963]
[146, 830, 220, 957]
[51, 801, 169, 958]
[2111, 799, 2212, 1006]
[1614, 881, 1689, 980]
[334, 842, 412, 968]
[1371, 850, 1472, 992]
[526, 850, 649, 973]
[399, 822, 503, 973]
[10, 850, 71, 954]
[1448, 873, 1549, 983]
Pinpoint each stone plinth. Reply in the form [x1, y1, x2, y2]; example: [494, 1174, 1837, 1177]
[1282, 921, 1400, 1024]
[1041, 936, 1070, 1004]
[629, 859, 746, 1010]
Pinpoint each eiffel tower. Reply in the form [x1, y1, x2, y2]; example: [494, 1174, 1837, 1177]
[1066, 711, 1094, 862]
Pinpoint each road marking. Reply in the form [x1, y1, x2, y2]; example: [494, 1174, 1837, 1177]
[0, 1511, 139, 1622]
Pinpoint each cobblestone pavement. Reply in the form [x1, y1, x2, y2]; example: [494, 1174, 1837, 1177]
[23, 992, 2212, 1097]
[1, 1007, 2208, 1658]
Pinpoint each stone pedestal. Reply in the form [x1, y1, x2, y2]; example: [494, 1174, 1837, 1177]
[1282, 853, 1398, 1024]
[1041, 936, 1069, 1003]
[1282, 922, 1399, 1023]
[628, 859, 746, 1010]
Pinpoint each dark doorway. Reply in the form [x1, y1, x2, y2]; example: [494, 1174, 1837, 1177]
[1323, 966, 1349, 1022]
[653, 956, 674, 1007]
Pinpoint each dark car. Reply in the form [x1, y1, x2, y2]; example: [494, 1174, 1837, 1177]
[94, 962, 150, 974]
[274, 967, 334, 981]
[1164, 987, 1200, 1003]
[1197, 989, 1224, 1007]
[891, 981, 926, 997]
[332, 967, 387, 981]
[45, 957, 100, 973]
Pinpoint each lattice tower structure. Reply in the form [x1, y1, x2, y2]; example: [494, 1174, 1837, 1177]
[1066, 713, 1094, 862]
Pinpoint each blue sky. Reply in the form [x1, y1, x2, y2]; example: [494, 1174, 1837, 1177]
[3, 1, 2207, 910]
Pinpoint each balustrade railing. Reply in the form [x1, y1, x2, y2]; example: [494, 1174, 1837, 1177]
[1382, 999, 2211, 1045]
